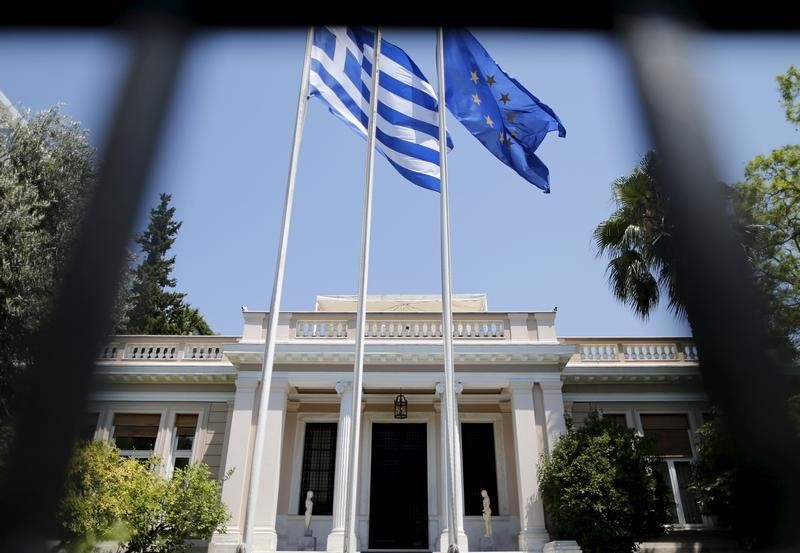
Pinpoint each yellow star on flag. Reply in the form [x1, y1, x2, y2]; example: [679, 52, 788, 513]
[472, 93, 482, 105]
[506, 112, 516, 122]
[499, 132, 505, 143]
[470, 71, 479, 83]
[486, 75, 496, 86]
[484, 114, 494, 127]
[499, 93, 510, 104]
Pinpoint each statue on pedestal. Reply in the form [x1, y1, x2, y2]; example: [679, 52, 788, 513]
[299, 490, 316, 550]
[481, 489, 492, 537]
[304, 490, 314, 532]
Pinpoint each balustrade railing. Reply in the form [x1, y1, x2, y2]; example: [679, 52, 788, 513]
[98, 344, 120, 359]
[184, 344, 225, 360]
[624, 344, 677, 360]
[361, 319, 505, 339]
[295, 320, 348, 338]
[124, 344, 178, 360]
[97, 341, 229, 362]
[683, 343, 699, 361]
[580, 344, 618, 361]
[574, 341, 697, 362]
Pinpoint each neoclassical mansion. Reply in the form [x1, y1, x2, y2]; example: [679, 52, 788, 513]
[89, 294, 708, 553]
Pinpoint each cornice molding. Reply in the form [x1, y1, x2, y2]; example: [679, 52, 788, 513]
[563, 392, 708, 402]
[90, 391, 234, 402]
[223, 342, 576, 367]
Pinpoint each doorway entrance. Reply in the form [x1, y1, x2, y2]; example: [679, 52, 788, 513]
[368, 423, 429, 549]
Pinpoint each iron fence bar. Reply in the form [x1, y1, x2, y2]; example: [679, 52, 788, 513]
[621, 12, 800, 548]
[0, 17, 190, 552]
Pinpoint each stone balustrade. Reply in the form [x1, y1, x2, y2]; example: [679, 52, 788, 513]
[569, 339, 698, 363]
[624, 343, 678, 360]
[97, 339, 235, 361]
[184, 344, 225, 360]
[125, 344, 179, 360]
[291, 316, 507, 340]
[238, 311, 555, 343]
[295, 319, 349, 338]
[364, 319, 441, 338]
[579, 344, 618, 361]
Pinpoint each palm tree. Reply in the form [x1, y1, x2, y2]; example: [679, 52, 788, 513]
[593, 151, 684, 319]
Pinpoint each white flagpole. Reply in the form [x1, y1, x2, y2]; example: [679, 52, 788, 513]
[436, 27, 462, 553]
[241, 28, 314, 553]
[342, 26, 383, 553]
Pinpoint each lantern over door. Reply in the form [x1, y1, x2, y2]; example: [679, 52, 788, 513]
[394, 393, 408, 419]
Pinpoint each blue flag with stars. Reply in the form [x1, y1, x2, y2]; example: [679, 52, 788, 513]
[443, 29, 566, 193]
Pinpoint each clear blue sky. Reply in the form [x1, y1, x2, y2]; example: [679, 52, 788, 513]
[1, 29, 798, 337]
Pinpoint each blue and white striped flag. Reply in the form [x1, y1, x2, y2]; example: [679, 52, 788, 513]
[309, 27, 453, 192]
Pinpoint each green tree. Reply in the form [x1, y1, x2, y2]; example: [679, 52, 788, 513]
[124, 193, 212, 335]
[593, 151, 684, 320]
[60, 440, 230, 553]
[538, 411, 671, 553]
[686, 415, 737, 531]
[690, 399, 800, 548]
[732, 65, 800, 355]
[0, 105, 96, 462]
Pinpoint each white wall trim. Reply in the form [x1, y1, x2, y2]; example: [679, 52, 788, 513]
[91, 391, 234, 402]
[273, 371, 561, 390]
[564, 392, 707, 402]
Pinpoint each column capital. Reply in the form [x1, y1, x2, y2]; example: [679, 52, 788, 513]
[435, 382, 464, 395]
[235, 373, 260, 390]
[335, 381, 353, 395]
[508, 378, 535, 392]
[538, 380, 564, 393]
[269, 376, 290, 395]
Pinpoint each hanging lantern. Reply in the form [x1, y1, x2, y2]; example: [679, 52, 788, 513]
[394, 393, 408, 419]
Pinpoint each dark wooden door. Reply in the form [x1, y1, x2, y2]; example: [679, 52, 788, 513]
[368, 423, 429, 549]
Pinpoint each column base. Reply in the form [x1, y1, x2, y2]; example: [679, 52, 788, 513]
[209, 530, 242, 553]
[251, 528, 279, 552]
[439, 530, 469, 553]
[518, 529, 550, 553]
[208, 528, 281, 553]
[325, 529, 359, 553]
[543, 541, 582, 553]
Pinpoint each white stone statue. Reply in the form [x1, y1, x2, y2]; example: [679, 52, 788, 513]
[481, 489, 492, 537]
[304, 490, 314, 530]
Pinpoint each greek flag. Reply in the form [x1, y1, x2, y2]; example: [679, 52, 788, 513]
[309, 27, 452, 192]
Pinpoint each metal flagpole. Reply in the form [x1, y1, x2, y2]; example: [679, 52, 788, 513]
[342, 26, 382, 553]
[241, 28, 314, 553]
[436, 27, 461, 553]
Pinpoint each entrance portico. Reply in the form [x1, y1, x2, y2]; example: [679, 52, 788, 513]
[208, 295, 574, 553]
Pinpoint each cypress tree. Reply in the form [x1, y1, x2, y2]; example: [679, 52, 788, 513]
[124, 193, 212, 335]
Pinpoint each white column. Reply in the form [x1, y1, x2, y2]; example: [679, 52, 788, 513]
[436, 382, 468, 553]
[210, 375, 259, 553]
[252, 377, 290, 552]
[539, 381, 567, 454]
[509, 379, 549, 553]
[327, 382, 356, 552]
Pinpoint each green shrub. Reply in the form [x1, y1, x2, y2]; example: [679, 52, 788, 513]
[538, 411, 671, 553]
[60, 440, 230, 553]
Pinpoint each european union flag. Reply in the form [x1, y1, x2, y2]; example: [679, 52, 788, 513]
[443, 29, 566, 193]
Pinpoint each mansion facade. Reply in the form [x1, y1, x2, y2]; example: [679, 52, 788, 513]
[88, 295, 709, 553]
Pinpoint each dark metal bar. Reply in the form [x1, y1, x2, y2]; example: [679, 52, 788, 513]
[1, 3, 799, 30]
[622, 14, 800, 548]
[0, 18, 190, 552]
